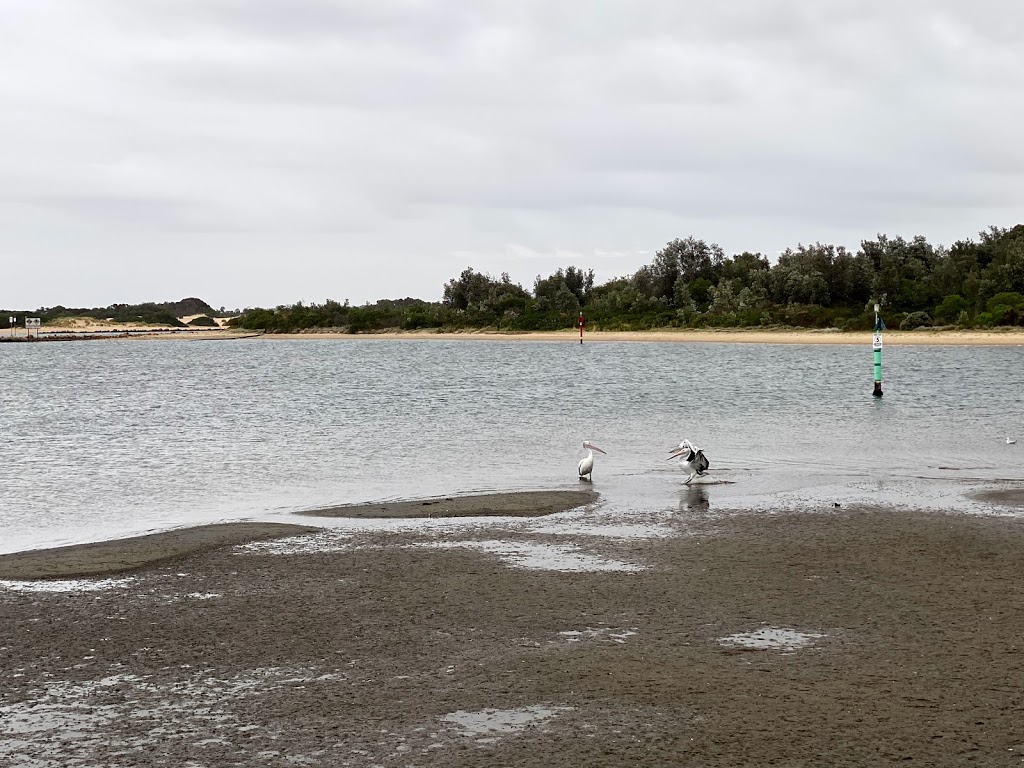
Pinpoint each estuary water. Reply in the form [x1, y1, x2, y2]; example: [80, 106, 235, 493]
[1, 337, 1023, 554]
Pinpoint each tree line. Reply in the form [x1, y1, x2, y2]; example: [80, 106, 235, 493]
[228, 223, 1024, 333]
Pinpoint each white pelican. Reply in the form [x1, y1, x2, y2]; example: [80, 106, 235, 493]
[577, 440, 607, 481]
[667, 439, 710, 484]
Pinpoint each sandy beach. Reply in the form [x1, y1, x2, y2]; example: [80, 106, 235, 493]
[0, 315, 255, 342]
[37, 316, 234, 331]
[269, 327, 1024, 345]
[9, 318, 1024, 345]
[2, 489, 1023, 766]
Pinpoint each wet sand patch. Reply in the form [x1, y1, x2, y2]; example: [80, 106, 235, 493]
[299, 489, 598, 519]
[972, 486, 1024, 507]
[0, 523, 317, 580]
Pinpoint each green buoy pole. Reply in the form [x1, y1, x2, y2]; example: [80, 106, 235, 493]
[872, 303, 884, 397]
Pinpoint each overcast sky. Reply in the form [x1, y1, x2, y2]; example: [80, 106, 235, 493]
[2, 1, 1022, 310]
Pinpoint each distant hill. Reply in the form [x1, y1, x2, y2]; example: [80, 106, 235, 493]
[161, 297, 218, 317]
[1, 298, 223, 327]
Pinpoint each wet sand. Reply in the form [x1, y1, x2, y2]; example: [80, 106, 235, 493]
[302, 489, 599, 519]
[0, 523, 316, 580]
[972, 488, 1024, 507]
[3, 494, 1024, 766]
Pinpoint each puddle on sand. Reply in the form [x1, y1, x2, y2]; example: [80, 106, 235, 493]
[718, 627, 825, 651]
[0, 577, 136, 593]
[558, 628, 637, 644]
[522, 522, 671, 539]
[415, 540, 645, 572]
[443, 705, 572, 737]
[0, 666, 341, 767]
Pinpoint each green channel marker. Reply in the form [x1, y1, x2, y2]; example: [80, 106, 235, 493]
[872, 303, 884, 397]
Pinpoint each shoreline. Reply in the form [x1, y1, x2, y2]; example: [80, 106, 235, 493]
[6, 325, 1024, 345]
[262, 327, 1024, 345]
[3, 483, 1019, 581]
[0, 328, 260, 343]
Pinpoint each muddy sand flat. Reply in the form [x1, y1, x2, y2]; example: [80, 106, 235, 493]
[2, 502, 1023, 766]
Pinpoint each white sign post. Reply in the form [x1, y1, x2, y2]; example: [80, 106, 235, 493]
[8, 316, 15, 338]
[25, 317, 41, 339]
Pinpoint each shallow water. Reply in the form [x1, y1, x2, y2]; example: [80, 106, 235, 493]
[718, 627, 825, 652]
[2, 338, 1023, 553]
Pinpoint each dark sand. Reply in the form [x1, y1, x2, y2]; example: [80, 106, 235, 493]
[2, 501, 1024, 766]
[972, 488, 1024, 507]
[0, 522, 317, 580]
[301, 489, 599, 519]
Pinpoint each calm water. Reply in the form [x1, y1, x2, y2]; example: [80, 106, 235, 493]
[1, 338, 1023, 553]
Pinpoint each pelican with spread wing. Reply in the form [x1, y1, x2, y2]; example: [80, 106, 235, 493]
[668, 439, 709, 484]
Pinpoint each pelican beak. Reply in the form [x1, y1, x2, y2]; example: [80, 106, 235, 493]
[667, 447, 685, 460]
[590, 445, 607, 454]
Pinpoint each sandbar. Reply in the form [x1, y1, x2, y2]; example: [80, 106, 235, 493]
[299, 489, 599, 518]
[0, 522, 317, 580]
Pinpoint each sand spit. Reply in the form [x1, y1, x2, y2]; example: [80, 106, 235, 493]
[0, 523, 317, 580]
[300, 489, 599, 519]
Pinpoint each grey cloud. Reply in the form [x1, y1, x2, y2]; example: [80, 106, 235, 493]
[1, 0, 1022, 309]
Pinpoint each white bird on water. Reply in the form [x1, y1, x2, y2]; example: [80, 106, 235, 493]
[667, 439, 710, 484]
[1008, 437, 1017, 445]
[577, 440, 607, 481]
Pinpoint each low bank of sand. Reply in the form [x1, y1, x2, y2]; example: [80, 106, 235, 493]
[2, 496, 1023, 766]
[0, 522, 317, 580]
[0, 492, 597, 579]
[10, 328, 260, 342]
[302, 489, 599, 519]
[267, 327, 1024, 345]
[6, 316, 247, 342]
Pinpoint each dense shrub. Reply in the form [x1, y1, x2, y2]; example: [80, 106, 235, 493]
[899, 311, 932, 330]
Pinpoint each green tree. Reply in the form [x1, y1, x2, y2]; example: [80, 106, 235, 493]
[534, 267, 595, 309]
[646, 237, 725, 306]
[933, 295, 969, 324]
